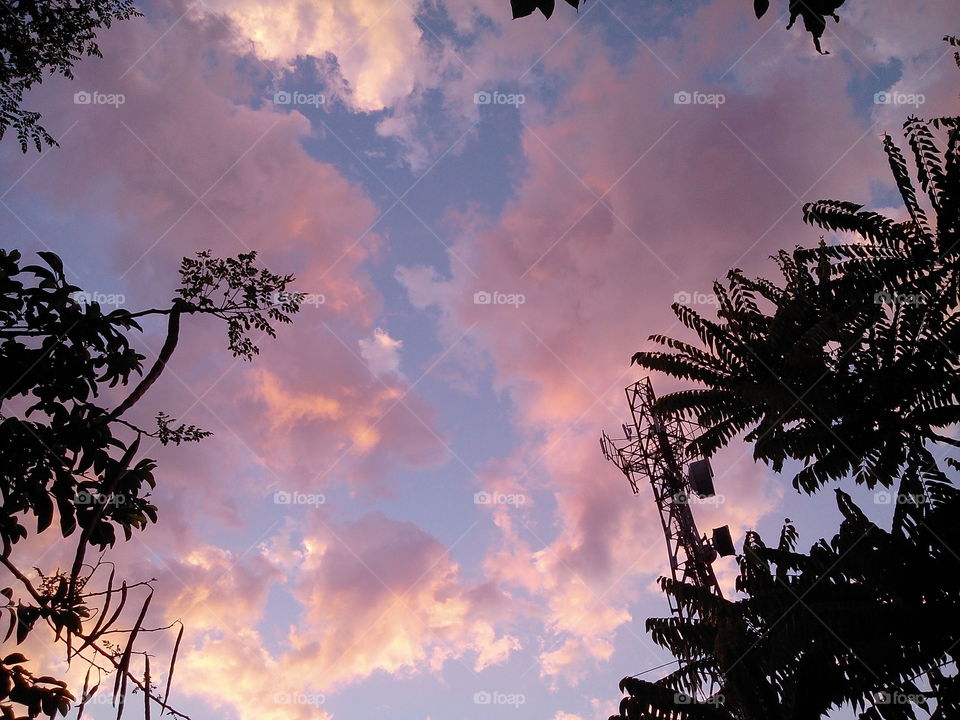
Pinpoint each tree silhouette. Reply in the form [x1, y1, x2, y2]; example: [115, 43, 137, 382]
[0, 249, 301, 719]
[614, 487, 960, 719]
[511, 0, 851, 55]
[0, 0, 141, 152]
[610, 34, 960, 720]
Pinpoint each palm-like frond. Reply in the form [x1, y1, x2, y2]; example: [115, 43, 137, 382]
[632, 96, 960, 492]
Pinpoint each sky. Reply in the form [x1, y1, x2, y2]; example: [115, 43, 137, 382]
[1, 1, 958, 719]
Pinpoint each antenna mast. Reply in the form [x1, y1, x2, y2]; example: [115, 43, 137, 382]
[600, 378, 734, 620]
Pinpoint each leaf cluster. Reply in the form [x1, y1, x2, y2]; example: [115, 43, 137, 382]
[0, 0, 141, 151]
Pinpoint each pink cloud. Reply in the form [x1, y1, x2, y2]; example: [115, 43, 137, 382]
[396, 0, 959, 683]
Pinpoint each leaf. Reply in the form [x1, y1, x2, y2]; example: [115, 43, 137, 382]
[76, 668, 90, 720]
[113, 592, 152, 718]
[754, 0, 769, 18]
[34, 491, 54, 534]
[162, 623, 183, 710]
[36, 252, 64, 280]
[511, 0, 541, 18]
[15, 606, 37, 645]
[3, 610, 15, 644]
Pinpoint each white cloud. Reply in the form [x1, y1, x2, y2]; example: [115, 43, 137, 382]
[202, 0, 431, 112]
[359, 327, 404, 376]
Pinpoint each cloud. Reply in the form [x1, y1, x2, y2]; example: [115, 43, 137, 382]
[395, 0, 959, 684]
[199, 0, 427, 112]
[171, 512, 521, 720]
[359, 327, 404, 377]
[3, 0, 957, 715]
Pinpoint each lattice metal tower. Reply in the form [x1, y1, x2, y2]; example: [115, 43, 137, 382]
[600, 378, 733, 619]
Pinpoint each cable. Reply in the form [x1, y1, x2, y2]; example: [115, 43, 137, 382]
[627, 659, 682, 678]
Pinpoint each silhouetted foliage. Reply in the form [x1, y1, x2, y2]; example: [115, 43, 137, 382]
[611, 35, 960, 720]
[614, 487, 960, 719]
[0, 0, 141, 152]
[0, 249, 301, 719]
[511, 0, 850, 55]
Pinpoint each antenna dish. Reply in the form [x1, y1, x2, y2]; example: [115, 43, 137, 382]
[712, 525, 736, 557]
[688, 459, 716, 497]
